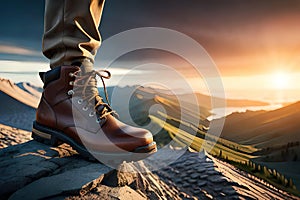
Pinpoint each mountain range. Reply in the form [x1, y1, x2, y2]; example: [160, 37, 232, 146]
[215, 102, 300, 148]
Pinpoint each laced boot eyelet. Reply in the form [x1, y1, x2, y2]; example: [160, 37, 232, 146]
[96, 118, 101, 123]
[89, 111, 95, 117]
[69, 72, 75, 77]
[78, 99, 83, 104]
[82, 106, 89, 111]
[69, 81, 74, 86]
[67, 90, 74, 96]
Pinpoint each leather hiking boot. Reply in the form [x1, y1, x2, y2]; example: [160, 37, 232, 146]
[32, 65, 157, 162]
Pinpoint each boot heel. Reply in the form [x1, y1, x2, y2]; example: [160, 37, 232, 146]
[32, 128, 61, 146]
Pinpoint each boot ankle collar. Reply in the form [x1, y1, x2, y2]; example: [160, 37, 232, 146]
[40, 67, 61, 88]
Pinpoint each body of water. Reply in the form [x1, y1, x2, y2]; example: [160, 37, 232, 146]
[208, 104, 284, 121]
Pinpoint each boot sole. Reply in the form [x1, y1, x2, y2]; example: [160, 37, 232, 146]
[32, 121, 157, 162]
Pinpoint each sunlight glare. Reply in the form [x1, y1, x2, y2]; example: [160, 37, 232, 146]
[271, 71, 290, 89]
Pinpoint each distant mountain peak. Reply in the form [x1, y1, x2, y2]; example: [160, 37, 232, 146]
[0, 77, 40, 108]
[0, 78, 14, 87]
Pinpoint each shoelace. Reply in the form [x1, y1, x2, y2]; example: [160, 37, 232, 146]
[68, 69, 117, 120]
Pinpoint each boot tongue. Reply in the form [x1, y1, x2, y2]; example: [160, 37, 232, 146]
[79, 59, 94, 74]
[84, 73, 100, 101]
[76, 58, 98, 97]
[75, 59, 111, 115]
[79, 67, 105, 107]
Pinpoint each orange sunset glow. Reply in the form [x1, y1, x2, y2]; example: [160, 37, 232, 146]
[1, 0, 300, 105]
[1, 1, 300, 198]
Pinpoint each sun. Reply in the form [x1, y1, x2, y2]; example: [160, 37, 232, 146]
[271, 71, 290, 89]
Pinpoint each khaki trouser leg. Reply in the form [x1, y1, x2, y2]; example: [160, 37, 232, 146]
[42, 0, 105, 68]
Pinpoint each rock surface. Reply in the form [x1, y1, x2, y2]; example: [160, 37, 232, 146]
[0, 139, 111, 199]
[68, 161, 183, 200]
[1, 124, 299, 200]
[0, 125, 182, 200]
[0, 124, 32, 148]
[151, 151, 238, 199]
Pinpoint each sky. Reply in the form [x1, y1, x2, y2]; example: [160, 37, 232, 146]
[1, 0, 300, 103]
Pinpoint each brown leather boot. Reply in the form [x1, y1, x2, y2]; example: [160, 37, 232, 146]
[32, 65, 157, 162]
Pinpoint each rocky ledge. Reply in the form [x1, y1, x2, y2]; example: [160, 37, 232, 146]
[0, 137, 181, 199]
[0, 123, 183, 200]
[1, 124, 298, 200]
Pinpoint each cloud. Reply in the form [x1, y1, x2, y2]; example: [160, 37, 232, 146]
[0, 45, 40, 56]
